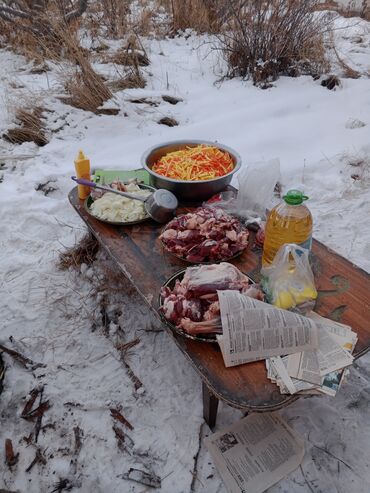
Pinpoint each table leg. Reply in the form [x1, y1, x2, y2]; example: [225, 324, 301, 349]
[202, 382, 219, 430]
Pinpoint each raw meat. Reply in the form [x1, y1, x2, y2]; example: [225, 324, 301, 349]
[160, 207, 249, 263]
[160, 263, 264, 336]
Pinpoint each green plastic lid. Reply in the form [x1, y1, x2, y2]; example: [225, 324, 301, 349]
[283, 190, 309, 205]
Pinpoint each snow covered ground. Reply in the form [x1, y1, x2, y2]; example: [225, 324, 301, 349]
[1, 12, 370, 493]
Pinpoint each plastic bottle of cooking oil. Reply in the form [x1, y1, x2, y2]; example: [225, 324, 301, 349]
[262, 190, 313, 266]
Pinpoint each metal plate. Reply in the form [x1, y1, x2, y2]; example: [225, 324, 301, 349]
[84, 183, 156, 226]
[159, 213, 248, 264]
[158, 268, 255, 343]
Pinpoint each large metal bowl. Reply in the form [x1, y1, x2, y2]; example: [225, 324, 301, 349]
[141, 140, 241, 202]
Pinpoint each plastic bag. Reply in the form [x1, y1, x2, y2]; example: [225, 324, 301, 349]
[261, 244, 317, 312]
[205, 158, 280, 223]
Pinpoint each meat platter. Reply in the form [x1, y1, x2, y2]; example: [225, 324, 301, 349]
[158, 263, 264, 343]
[159, 207, 249, 264]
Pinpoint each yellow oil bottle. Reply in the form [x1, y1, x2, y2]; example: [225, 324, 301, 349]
[262, 190, 313, 266]
[74, 150, 91, 200]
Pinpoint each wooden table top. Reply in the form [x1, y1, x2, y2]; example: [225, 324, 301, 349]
[69, 187, 370, 412]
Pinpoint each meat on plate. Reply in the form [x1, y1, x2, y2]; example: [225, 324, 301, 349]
[160, 207, 249, 263]
[160, 263, 264, 335]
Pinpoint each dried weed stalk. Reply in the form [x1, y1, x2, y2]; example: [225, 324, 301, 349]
[100, 0, 130, 37]
[3, 106, 48, 146]
[319, 0, 370, 20]
[53, 24, 113, 112]
[216, 0, 331, 86]
[160, 0, 224, 33]
[105, 35, 148, 91]
[58, 233, 100, 270]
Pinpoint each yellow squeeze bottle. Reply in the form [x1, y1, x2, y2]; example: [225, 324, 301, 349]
[74, 150, 91, 200]
[262, 190, 313, 266]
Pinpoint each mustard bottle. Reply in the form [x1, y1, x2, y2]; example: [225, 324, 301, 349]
[74, 150, 91, 200]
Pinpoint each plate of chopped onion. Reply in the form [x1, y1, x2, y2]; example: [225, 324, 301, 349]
[84, 180, 155, 226]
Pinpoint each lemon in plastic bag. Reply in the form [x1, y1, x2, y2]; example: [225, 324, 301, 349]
[261, 244, 317, 312]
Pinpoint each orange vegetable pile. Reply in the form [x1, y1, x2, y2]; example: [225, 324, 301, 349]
[152, 145, 234, 181]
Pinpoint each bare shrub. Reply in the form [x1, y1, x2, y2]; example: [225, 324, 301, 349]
[216, 0, 331, 86]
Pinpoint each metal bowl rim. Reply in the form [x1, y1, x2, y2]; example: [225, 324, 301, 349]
[141, 139, 242, 184]
[84, 183, 156, 226]
[158, 267, 256, 343]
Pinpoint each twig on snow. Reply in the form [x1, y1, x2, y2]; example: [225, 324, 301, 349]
[110, 408, 134, 431]
[5, 439, 19, 468]
[113, 425, 134, 454]
[115, 337, 140, 354]
[190, 423, 205, 492]
[25, 448, 46, 473]
[50, 478, 73, 492]
[73, 426, 83, 455]
[312, 444, 356, 473]
[116, 349, 144, 392]
[21, 387, 41, 417]
[0, 343, 45, 370]
[299, 465, 316, 493]
[121, 468, 161, 489]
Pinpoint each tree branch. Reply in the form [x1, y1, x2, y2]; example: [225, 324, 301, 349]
[64, 0, 88, 22]
[0, 4, 30, 19]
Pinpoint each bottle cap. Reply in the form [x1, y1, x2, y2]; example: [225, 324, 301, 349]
[283, 190, 309, 205]
[76, 150, 86, 161]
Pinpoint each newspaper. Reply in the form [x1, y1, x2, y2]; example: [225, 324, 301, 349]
[285, 326, 354, 384]
[205, 412, 304, 493]
[217, 291, 319, 368]
[267, 315, 357, 397]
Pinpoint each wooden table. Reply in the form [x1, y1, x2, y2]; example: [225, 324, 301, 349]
[69, 187, 370, 428]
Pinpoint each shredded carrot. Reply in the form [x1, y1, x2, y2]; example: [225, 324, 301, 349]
[152, 145, 234, 181]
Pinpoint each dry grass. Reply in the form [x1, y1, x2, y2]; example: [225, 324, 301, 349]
[3, 106, 48, 146]
[215, 0, 331, 86]
[318, 1, 370, 20]
[58, 233, 100, 270]
[41, 22, 114, 113]
[160, 0, 223, 33]
[333, 46, 361, 79]
[109, 70, 146, 91]
[108, 47, 150, 67]
[81, 0, 127, 40]
[0, 4, 113, 113]
[103, 35, 148, 91]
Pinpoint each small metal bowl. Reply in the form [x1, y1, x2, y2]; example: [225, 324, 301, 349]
[141, 140, 242, 202]
[158, 268, 255, 343]
[84, 183, 156, 226]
